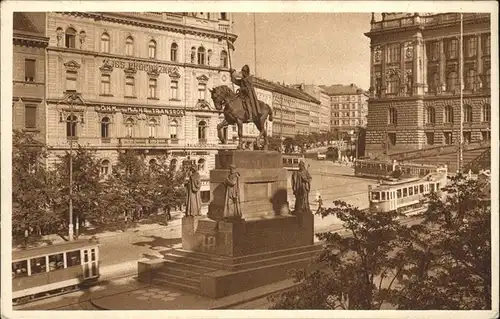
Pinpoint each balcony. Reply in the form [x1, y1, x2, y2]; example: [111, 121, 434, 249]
[118, 137, 171, 148]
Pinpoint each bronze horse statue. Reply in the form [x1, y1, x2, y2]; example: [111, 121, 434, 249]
[209, 85, 273, 150]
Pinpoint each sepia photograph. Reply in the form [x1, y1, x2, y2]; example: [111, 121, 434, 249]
[1, 1, 498, 318]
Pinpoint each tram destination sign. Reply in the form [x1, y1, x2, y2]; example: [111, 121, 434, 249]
[102, 58, 179, 75]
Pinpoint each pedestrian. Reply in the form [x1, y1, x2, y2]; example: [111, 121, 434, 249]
[317, 195, 323, 213]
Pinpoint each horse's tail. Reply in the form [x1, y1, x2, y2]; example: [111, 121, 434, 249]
[267, 103, 273, 122]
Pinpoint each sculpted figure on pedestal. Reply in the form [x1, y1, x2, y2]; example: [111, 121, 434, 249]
[223, 164, 242, 219]
[185, 166, 202, 217]
[292, 161, 312, 213]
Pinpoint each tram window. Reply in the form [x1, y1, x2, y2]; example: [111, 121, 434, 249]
[48, 253, 65, 271]
[397, 189, 402, 198]
[372, 192, 380, 200]
[12, 260, 28, 278]
[430, 184, 435, 192]
[419, 185, 424, 193]
[282, 159, 286, 164]
[406, 168, 411, 174]
[30, 257, 47, 275]
[91, 248, 96, 261]
[425, 170, 430, 175]
[436, 183, 440, 189]
[409, 187, 413, 195]
[414, 186, 418, 194]
[381, 192, 386, 200]
[66, 250, 81, 267]
[293, 159, 299, 164]
[403, 188, 408, 197]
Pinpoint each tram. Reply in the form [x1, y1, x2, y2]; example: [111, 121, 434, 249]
[368, 167, 448, 215]
[12, 239, 100, 305]
[354, 159, 444, 180]
[282, 154, 305, 171]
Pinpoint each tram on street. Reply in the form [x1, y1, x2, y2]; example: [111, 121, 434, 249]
[282, 154, 305, 171]
[354, 159, 445, 180]
[367, 167, 448, 216]
[12, 239, 100, 305]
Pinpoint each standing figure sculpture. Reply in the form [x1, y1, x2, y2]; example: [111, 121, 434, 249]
[185, 166, 202, 217]
[292, 161, 312, 213]
[223, 164, 242, 219]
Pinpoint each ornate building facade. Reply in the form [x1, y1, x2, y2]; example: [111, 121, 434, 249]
[12, 12, 49, 142]
[364, 13, 491, 158]
[44, 12, 236, 202]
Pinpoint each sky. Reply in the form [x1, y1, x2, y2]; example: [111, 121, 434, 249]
[232, 13, 372, 89]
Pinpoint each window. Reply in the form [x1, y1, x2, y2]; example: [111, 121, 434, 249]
[482, 104, 490, 122]
[198, 120, 207, 141]
[430, 41, 440, 61]
[170, 120, 178, 139]
[426, 132, 435, 145]
[170, 80, 178, 99]
[198, 158, 206, 171]
[66, 70, 77, 92]
[148, 40, 156, 59]
[125, 36, 134, 56]
[429, 72, 439, 92]
[419, 185, 424, 193]
[100, 33, 110, 52]
[198, 83, 206, 101]
[12, 260, 28, 278]
[483, 34, 490, 56]
[125, 118, 134, 137]
[446, 38, 458, 59]
[197, 47, 205, 65]
[463, 105, 473, 123]
[125, 76, 135, 97]
[220, 12, 227, 20]
[426, 106, 436, 124]
[207, 49, 212, 65]
[24, 59, 35, 82]
[25, 105, 37, 128]
[446, 71, 458, 92]
[66, 115, 77, 137]
[484, 69, 490, 89]
[466, 37, 477, 57]
[463, 131, 472, 144]
[100, 74, 110, 95]
[30, 257, 47, 275]
[388, 133, 396, 146]
[386, 43, 400, 63]
[100, 159, 111, 175]
[148, 119, 157, 137]
[148, 78, 157, 98]
[387, 75, 400, 94]
[220, 50, 228, 67]
[191, 47, 196, 63]
[170, 158, 178, 169]
[444, 105, 454, 123]
[443, 132, 453, 145]
[65, 27, 76, 48]
[66, 250, 81, 267]
[388, 107, 397, 124]
[170, 43, 178, 61]
[465, 69, 476, 91]
[48, 253, 64, 271]
[101, 117, 110, 138]
[481, 131, 491, 141]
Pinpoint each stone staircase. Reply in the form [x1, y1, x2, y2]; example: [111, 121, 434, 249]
[151, 244, 322, 296]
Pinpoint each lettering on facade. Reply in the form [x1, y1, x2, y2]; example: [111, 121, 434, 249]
[102, 58, 179, 76]
[95, 105, 184, 116]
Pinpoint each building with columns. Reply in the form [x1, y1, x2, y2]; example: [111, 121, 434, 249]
[12, 12, 49, 142]
[364, 13, 491, 158]
[43, 12, 236, 203]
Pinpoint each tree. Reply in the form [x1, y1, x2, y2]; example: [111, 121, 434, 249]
[12, 130, 60, 242]
[269, 201, 409, 309]
[390, 174, 491, 310]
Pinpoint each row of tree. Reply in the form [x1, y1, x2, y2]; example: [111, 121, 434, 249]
[269, 174, 491, 310]
[12, 130, 187, 244]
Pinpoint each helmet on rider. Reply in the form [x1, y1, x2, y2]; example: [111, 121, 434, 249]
[241, 65, 250, 76]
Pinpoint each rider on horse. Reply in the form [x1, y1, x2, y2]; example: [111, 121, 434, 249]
[230, 65, 260, 120]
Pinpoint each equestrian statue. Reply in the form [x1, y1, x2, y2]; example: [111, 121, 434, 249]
[209, 64, 273, 150]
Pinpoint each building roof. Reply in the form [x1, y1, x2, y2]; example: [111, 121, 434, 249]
[13, 12, 42, 34]
[320, 84, 367, 96]
[253, 77, 320, 104]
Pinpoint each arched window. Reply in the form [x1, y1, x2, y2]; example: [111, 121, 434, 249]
[125, 36, 134, 56]
[169, 158, 178, 170]
[191, 47, 196, 63]
[388, 107, 397, 124]
[197, 47, 205, 65]
[198, 158, 206, 171]
[426, 106, 436, 124]
[101, 117, 110, 138]
[429, 72, 439, 92]
[125, 118, 134, 137]
[65, 27, 76, 48]
[100, 159, 111, 176]
[465, 69, 476, 91]
[100, 33, 110, 52]
[207, 49, 212, 65]
[220, 50, 228, 68]
[66, 115, 78, 137]
[149, 159, 157, 166]
[198, 120, 207, 141]
[220, 12, 227, 20]
[170, 43, 178, 62]
[148, 40, 156, 59]
[148, 119, 157, 138]
[484, 69, 491, 89]
[446, 71, 458, 92]
[386, 75, 399, 94]
[444, 105, 454, 123]
[170, 120, 178, 139]
[482, 104, 491, 122]
[463, 105, 473, 123]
